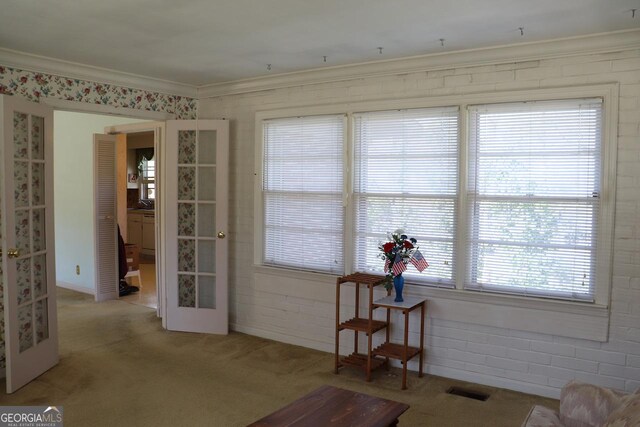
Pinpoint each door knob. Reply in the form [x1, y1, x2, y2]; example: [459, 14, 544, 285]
[7, 248, 20, 258]
[217, 231, 226, 239]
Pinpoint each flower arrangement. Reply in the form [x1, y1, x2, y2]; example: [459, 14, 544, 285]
[378, 229, 428, 291]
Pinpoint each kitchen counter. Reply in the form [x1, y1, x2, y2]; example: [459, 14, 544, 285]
[128, 209, 155, 214]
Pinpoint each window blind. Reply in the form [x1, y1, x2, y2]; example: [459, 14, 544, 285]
[263, 115, 345, 274]
[467, 99, 602, 301]
[353, 107, 459, 286]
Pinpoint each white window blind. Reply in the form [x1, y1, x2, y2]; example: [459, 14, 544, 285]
[467, 99, 602, 301]
[263, 115, 345, 274]
[353, 107, 459, 286]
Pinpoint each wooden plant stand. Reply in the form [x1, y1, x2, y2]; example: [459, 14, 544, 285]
[334, 272, 388, 382]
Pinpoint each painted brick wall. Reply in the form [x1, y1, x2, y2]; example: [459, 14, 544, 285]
[199, 47, 640, 398]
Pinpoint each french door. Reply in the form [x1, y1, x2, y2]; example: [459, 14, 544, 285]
[1, 95, 58, 393]
[165, 120, 229, 334]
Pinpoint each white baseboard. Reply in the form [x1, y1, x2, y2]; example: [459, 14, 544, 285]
[230, 322, 561, 399]
[425, 365, 560, 399]
[57, 281, 95, 296]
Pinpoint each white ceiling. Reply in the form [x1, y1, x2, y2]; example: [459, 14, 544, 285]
[0, 0, 638, 86]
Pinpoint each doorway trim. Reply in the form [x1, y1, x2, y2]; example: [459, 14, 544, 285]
[104, 121, 166, 324]
[42, 98, 172, 325]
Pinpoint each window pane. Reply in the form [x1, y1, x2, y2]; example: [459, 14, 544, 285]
[263, 115, 344, 274]
[467, 99, 602, 301]
[353, 108, 459, 285]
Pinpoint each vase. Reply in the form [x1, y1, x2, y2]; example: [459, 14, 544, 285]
[393, 274, 404, 302]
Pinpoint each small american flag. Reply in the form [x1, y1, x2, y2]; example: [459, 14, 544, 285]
[410, 250, 429, 272]
[392, 252, 407, 276]
[384, 258, 390, 273]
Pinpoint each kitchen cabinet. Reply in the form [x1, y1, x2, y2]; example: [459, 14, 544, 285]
[127, 214, 142, 247]
[127, 211, 155, 256]
[142, 215, 155, 252]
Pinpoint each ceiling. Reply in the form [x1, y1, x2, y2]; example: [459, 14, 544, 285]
[0, 0, 638, 86]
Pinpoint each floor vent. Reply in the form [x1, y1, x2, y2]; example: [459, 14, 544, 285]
[446, 386, 490, 401]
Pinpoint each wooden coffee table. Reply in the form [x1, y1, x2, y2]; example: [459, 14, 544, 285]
[247, 385, 410, 426]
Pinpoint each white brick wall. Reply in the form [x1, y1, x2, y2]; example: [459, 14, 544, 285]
[199, 46, 640, 399]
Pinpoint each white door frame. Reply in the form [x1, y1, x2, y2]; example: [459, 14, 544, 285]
[41, 98, 175, 325]
[103, 121, 167, 323]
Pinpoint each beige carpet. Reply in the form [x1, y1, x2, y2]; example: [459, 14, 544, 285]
[0, 289, 557, 426]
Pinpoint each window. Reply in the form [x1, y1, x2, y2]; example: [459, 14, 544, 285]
[257, 89, 611, 306]
[353, 108, 459, 286]
[467, 99, 602, 301]
[262, 115, 345, 273]
[140, 157, 155, 200]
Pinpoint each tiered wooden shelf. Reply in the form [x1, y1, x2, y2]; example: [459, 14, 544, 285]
[338, 318, 387, 333]
[334, 273, 388, 381]
[372, 295, 427, 390]
[339, 353, 386, 370]
[334, 273, 428, 390]
[373, 342, 421, 361]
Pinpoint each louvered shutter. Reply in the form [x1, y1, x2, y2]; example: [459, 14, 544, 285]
[94, 134, 119, 301]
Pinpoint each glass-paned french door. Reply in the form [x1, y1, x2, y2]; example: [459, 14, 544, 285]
[165, 120, 228, 334]
[1, 95, 58, 393]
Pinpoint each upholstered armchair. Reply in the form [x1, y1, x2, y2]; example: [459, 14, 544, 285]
[522, 380, 639, 427]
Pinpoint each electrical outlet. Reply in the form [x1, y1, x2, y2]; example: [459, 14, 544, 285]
[76, 265, 80, 275]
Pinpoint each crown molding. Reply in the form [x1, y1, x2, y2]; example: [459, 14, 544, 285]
[198, 29, 640, 99]
[0, 47, 198, 98]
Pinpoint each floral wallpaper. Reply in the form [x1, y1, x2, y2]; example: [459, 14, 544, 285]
[178, 130, 196, 164]
[178, 275, 196, 308]
[178, 203, 195, 237]
[32, 209, 45, 252]
[35, 300, 49, 344]
[178, 167, 196, 200]
[0, 65, 198, 119]
[178, 239, 195, 272]
[14, 112, 29, 158]
[16, 258, 31, 306]
[33, 255, 46, 299]
[18, 304, 33, 353]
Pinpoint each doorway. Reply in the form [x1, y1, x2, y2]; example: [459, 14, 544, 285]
[52, 111, 161, 311]
[118, 130, 157, 309]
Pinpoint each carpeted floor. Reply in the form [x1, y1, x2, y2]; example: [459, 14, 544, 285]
[0, 289, 557, 426]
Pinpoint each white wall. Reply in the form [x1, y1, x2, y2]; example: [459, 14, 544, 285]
[199, 43, 640, 398]
[54, 111, 147, 294]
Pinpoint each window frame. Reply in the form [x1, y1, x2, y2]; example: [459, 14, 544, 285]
[351, 107, 461, 287]
[261, 114, 347, 274]
[140, 156, 156, 200]
[464, 99, 604, 302]
[254, 84, 618, 339]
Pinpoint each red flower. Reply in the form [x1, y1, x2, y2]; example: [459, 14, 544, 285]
[20, 76, 28, 83]
[403, 241, 414, 249]
[383, 242, 395, 253]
